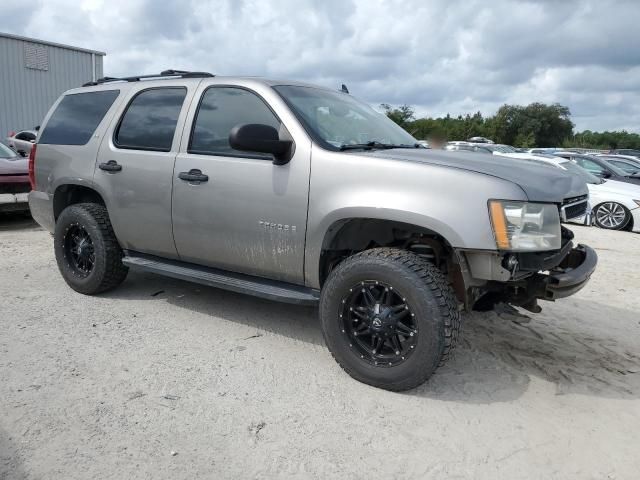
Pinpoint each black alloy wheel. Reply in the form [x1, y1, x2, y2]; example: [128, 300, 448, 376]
[320, 248, 461, 391]
[63, 223, 96, 277]
[54, 203, 128, 294]
[340, 281, 418, 367]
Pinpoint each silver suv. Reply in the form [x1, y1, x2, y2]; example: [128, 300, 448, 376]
[29, 70, 597, 391]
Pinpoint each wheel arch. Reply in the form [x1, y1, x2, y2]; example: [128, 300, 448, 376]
[53, 183, 106, 221]
[307, 212, 468, 304]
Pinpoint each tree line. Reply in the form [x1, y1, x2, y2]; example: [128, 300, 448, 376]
[381, 103, 640, 149]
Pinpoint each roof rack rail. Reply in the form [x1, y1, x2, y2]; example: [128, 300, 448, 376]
[82, 69, 214, 87]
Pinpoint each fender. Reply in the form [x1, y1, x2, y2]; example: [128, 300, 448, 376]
[305, 207, 464, 288]
[303, 146, 527, 288]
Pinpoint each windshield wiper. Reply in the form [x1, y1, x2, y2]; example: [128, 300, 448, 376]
[339, 141, 419, 151]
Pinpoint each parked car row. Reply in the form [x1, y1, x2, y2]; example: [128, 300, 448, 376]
[445, 140, 640, 233]
[492, 151, 640, 232]
[0, 141, 30, 213]
[6, 129, 38, 157]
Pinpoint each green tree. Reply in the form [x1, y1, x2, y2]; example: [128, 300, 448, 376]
[380, 104, 415, 129]
[380, 100, 637, 149]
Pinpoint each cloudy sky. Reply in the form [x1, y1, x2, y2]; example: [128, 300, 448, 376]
[2, 0, 639, 132]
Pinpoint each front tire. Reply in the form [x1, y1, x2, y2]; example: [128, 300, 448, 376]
[320, 248, 461, 391]
[593, 202, 631, 230]
[54, 203, 128, 294]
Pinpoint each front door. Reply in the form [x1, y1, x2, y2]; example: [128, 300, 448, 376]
[94, 84, 192, 258]
[172, 85, 311, 284]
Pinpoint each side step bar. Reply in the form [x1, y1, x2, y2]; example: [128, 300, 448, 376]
[122, 252, 320, 306]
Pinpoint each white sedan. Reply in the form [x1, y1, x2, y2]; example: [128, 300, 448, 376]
[495, 152, 640, 232]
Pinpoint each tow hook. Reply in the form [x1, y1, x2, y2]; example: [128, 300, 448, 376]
[521, 298, 542, 313]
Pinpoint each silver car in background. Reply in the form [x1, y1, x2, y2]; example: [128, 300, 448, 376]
[6, 129, 37, 157]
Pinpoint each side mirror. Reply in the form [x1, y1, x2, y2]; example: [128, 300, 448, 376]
[17, 150, 27, 157]
[229, 124, 293, 165]
[601, 171, 612, 179]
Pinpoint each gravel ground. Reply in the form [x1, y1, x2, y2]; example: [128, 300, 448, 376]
[1, 214, 639, 479]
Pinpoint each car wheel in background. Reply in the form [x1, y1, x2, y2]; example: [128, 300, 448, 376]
[320, 248, 460, 391]
[54, 203, 128, 294]
[593, 202, 631, 230]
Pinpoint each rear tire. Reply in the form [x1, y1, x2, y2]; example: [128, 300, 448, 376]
[320, 248, 461, 391]
[54, 203, 128, 294]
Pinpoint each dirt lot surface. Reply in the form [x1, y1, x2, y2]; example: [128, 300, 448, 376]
[1, 215, 639, 479]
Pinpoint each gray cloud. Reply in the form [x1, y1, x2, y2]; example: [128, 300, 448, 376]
[1, 0, 638, 131]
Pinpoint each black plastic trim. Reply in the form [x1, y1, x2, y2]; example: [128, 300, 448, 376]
[545, 244, 598, 299]
[82, 70, 214, 86]
[122, 252, 320, 305]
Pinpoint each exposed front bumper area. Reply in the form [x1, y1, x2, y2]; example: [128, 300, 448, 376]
[466, 242, 598, 312]
[0, 192, 29, 212]
[544, 244, 598, 299]
[502, 243, 597, 311]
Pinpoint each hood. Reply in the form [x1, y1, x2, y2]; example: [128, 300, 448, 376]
[359, 149, 588, 202]
[591, 179, 640, 196]
[0, 156, 28, 176]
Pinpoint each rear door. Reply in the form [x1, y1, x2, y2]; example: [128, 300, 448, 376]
[94, 82, 195, 259]
[171, 82, 311, 284]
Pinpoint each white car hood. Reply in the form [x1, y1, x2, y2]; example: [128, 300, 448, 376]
[589, 179, 640, 197]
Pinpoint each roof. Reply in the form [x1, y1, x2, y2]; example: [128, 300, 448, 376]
[73, 73, 338, 93]
[0, 32, 106, 56]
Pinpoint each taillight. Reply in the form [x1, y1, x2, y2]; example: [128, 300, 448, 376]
[28, 144, 37, 190]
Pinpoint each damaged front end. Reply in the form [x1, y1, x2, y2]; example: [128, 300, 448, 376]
[461, 227, 598, 313]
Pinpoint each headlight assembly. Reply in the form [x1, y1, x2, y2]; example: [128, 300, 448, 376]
[489, 200, 561, 251]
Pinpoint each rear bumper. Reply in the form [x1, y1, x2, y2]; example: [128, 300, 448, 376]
[0, 192, 29, 212]
[28, 190, 55, 232]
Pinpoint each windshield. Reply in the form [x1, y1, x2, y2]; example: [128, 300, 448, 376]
[0, 142, 17, 159]
[559, 160, 602, 184]
[274, 85, 417, 150]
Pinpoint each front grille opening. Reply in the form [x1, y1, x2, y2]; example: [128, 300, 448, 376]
[561, 195, 588, 221]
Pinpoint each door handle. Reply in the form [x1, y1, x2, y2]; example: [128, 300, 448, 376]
[99, 160, 122, 172]
[178, 169, 209, 183]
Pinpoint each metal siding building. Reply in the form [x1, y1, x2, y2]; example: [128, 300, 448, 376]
[0, 33, 105, 137]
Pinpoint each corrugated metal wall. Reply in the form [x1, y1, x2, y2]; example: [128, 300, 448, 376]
[0, 35, 104, 137]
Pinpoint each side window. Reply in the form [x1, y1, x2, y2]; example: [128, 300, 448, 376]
[578, 158, 605, 175]
[39, 90, 119, 145]
[189, 87, 281, 157]
[611, 161, 636, 174]
[115, 88, 187, 152]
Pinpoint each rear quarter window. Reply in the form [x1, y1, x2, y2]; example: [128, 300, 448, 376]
[39, 90, 120, 145]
